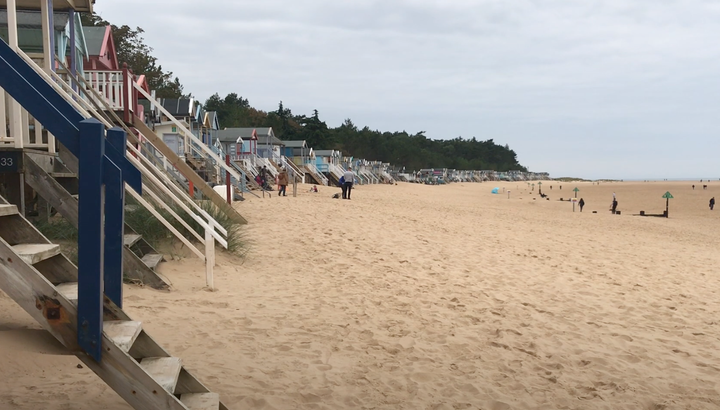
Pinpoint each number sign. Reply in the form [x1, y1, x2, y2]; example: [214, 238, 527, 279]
[0, 151, 21, 173]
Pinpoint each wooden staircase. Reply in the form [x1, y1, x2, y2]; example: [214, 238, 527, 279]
[23, 151, 169, 289]
[0, 199, 229, 410]
[303, 164, 326, 186]
[131, 117, 247, 224]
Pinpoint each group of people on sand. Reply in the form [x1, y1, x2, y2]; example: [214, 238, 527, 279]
[338, 167, 357, 200]
[255, 165, 290, 196]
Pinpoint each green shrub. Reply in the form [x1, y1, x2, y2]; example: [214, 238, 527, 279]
[33, 217, 79, 265]
[125, 196, 245, 257]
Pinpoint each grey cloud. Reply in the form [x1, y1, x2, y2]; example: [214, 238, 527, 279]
[96, 0, 720, 178]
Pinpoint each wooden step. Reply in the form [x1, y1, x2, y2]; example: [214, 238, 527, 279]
[11, 243, 61, 264]
[49, 172, 77, 178]
[0, 203, 19, 216]
[140, 357, 182, 393]
[123, 234, 142, 247]
[181, 392, 220, 410]
[141, 254, 163, 270]
[103, 321, 143, 353]
[56, 282, 78, 304]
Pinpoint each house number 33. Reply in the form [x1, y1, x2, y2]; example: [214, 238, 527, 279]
[0, 158, 13, 167]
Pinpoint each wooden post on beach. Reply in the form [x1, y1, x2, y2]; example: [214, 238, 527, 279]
[205, 219, 215, 290]
[225, 155, 231, 204]
[663, 191, 673, 218]
[573, 187, 579, 212]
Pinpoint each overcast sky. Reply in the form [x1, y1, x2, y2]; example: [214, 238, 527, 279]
[94, 1, 720, 179]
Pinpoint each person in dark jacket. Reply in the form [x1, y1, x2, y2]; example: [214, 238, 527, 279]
[578, 198, 585, 212]
[710, 197, 715, 211]
[339, 176, 347, 199]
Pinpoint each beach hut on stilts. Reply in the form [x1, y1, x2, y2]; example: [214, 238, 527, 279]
[282, 140, 327, 185]
[0, 1, 236, 408]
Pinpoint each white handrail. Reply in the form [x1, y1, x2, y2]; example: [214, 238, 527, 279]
[126, 187, 205, 260]
[141, 182, 204, 244]
[126, 146, 228, 247]
[305, 162, 328, 186]
[17, 50, 113, 130]
[132, 82, 243, 183]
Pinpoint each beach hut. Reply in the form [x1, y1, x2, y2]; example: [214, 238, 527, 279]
[314, 149, 344, 184]
[0, 9, 88, 150]
[149, 98, 201, 157]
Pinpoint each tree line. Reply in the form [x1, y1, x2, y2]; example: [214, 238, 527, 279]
[81, 13, 526, 172]
[204, 94, 526, 171]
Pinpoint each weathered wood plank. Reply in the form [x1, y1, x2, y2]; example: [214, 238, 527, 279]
[24, 153, 79, 226]
[181, 392, 219, 410]
[0, 238, 81, 351]
[11, 243, 61, 264]
[122, 247, 169, 289]
[0, 203, 19, 216]
[141, 253, 164, 270]
[103, 320, 143, 353]
[49, 172, 77, 178]
[56, 282, 78, 303]
[123, 234, 141, 247]
[140, 357, 182, 393]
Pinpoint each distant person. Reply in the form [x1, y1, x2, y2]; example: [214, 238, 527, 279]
[692, 185, 695, 190]
[710, 197, 715, 211]
[343, 166, 356, 200]
[260, 165, 268, 186]
[612, 199, 618, 214]
[579, 198, 585, 212]
[339, 175, 347, 199]
[277, 167, 289, 196]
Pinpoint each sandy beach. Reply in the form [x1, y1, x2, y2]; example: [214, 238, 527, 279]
[1, 180, 720, 409]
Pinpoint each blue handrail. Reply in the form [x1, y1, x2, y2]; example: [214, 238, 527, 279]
[0, 39, 141, 362]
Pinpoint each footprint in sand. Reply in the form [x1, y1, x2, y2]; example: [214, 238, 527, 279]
[610, 333, 634, 342]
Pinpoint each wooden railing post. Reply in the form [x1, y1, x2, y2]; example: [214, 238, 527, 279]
[77, 118, 105, 362]
[205, 219, 215, 291]
[226, 155, 231, 204]
[122, 63, 129, 123]
[104, 127, 126, 308]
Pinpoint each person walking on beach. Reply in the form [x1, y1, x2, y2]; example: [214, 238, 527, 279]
[277, 167, 289, 197]
[612, 198, 618, 214]
[343, 166, 356, 200]
[578, 198, 585, 212]
[710, 197, 715, 211]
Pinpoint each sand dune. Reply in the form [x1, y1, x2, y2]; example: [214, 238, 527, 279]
[1, 180, 720, 409]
